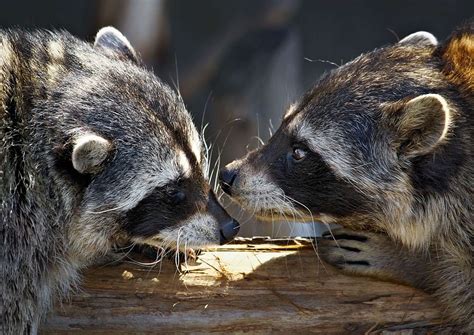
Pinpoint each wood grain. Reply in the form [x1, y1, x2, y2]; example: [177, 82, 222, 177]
[42, 239, 452, 334]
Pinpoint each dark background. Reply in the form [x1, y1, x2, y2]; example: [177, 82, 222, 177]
[2, 0, 472, 236]
[1, 1, 471, 97]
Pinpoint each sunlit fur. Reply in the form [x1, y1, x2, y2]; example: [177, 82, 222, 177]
[148, 213, 220, 251]
[0, 27, 227, 334]
[223, 23, 473, 332]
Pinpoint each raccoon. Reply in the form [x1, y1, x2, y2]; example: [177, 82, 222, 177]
[220, 23, 473, 332]
[0, 27, 239, 334]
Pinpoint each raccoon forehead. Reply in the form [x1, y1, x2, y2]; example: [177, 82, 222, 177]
[289, 111, 375, 156]
[145, 92, 203, 165]
[147, 149, 192, 183]
[94, 149, 193, 212]
[175, 118, 202, 164]
[287, 115, 385, 189]
[154, 116, 203, 167]
[287, 112, 314, 141]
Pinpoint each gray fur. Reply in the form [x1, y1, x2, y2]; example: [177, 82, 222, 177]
[222, 24, 473, 332]
[0, 28, 230, 334]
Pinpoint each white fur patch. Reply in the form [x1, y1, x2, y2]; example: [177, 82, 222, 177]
[0, 36, 13, 69]
[190, 131, 202, 163]
[287, 111, 304, 133]
[94, 26, 134, 52]
[283, 103, 298, 120]
[72, 134, 111, 174]
[47, 63, 62, 85]
[46, 40, 65, 84]
[0, 36, 13, 104]
[48, 40, 65, 61]
[145, 213, 220, 249]
[399, 31, 438, 46]
[230, 166, 324, 222]
[232, 169, 299, 217]
[178, 150, 191, 177]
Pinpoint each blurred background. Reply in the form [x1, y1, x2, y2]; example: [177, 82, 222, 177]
[2, 0, 472, 237]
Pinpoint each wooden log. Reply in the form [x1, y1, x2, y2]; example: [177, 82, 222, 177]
[42, 238, 452, 334]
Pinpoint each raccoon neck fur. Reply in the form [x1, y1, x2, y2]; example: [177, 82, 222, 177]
[1, 31, 89, 333]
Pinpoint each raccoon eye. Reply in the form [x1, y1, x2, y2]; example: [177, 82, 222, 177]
[292, 147, 307, 161]
[167, 190, 186, 205]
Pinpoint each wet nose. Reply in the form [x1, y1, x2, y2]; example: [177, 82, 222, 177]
[219, 168, 237, 195]
[219, 218, 240, 245]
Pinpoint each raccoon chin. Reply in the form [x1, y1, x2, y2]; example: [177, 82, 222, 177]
[133, 213, 223, 251]
[139, 235, 219, 253]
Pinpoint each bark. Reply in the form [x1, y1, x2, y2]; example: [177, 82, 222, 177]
[42, 238, 453, 334]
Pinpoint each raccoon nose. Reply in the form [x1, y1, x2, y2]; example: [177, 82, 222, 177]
[219, 168, 237, 195]
[219, 219, 240, 245]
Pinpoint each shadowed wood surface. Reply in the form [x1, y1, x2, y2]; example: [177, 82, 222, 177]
[42, 238, 452, 334]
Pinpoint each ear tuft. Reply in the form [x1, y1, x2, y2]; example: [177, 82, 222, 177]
[399, 31, 438, 46]
[94, 26, 139, 63]
[393, 94, 451, 157]
[72, 134, 112, 174]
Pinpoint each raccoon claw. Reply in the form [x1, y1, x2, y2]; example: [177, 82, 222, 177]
[166, 248, 201, 264]
[318, 228, 388, 275]
[133, 245, 201, 264]
[318, 228, 430, 288]
[321, 229, 368, 242]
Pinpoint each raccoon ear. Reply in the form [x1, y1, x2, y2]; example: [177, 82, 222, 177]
[94, 26, 139, 64]
[399, 31, 438, 46]
[72, 134, 112, 174]
[392, 94, 451, 157]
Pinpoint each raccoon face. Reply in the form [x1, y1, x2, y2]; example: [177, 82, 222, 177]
[38, 27, 239, 257]
[220, 32, 457, 228]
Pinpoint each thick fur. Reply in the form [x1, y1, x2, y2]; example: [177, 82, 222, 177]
[221, 22, 473, 332]
[0, 28, 237, 334]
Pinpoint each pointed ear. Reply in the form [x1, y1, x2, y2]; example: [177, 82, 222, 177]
[389, 94, 452, 157]
[94, 26, 139, 64]
[399, 31, 438, 46]
[72, 133, 112, 174]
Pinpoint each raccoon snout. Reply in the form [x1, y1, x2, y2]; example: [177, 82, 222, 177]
[207, 190, 240, 244]
[219, 219, 240, 245]
[219, 167, 238, 195]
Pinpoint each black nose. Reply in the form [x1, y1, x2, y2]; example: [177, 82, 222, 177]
[219, 219, 240, 244]
[219, 168, 237, 195]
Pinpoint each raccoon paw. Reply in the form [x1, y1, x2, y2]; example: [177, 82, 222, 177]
[136, 245, 202, 265]
[317, 228, 400, 281]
